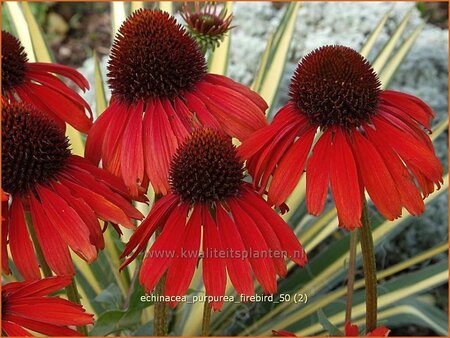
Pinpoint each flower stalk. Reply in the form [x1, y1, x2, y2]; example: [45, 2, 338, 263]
[345, 230, 358, 322]
[359, 200, 377, 332]
[65, 278, 88, 335]
[202, 301, 213, 336]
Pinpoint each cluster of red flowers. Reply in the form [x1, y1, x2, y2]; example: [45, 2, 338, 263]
[1, 6, 442, 337]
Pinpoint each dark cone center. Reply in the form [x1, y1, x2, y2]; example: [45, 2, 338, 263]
[2, 103, 71, 196]
[1, 31, 28, 93]
[290, 45, 381, 129]
[107, 9, 207, 103]
[169, 129, 244, 204]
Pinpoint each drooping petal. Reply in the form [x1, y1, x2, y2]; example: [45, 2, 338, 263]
[62, 166, 143, 220]
[329, 129, 362, 229]
[238, 197, 287, 277]
[101, 101, 131, 176]
[215, 203, 254, 296]
[202, 205, 227, 311]
[26, 70, 92, 113]
[4, 314, 83, 337]
[59, 177, 136, 229]
[165, 206, 202, 306]
[228, 198, 277, 294]
[28, 193, 74, 276]
[120, 100, 145, 196]
[24, 82, 92, 133]
[204, 74, 268, 112]
[51, 181, 104, 250]
[241, 186, 307, 267]
[36, 185, 97, 263]
[352, 131, 402, 220]
[139, 203, 190, 293]
[183, 92, 221, 129]
[27, 62, 90, 90]
[120, 194, 179, 269]
[143, 99, 178, 195]
[9, 198, 41, 280]
[372, 116, 443, 184]
[4, 275, 73, 298]
[306, 130, 333, 216]
[365, 125, 424, 216]
[1, 321, 33, 336]
[85, 103, 117, 165]
[381, 90, 434, 130]
[269, 126, 316, 207]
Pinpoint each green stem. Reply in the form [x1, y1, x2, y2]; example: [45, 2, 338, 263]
[201, 301, 212, 336]
[25, 212, 52, 278]
[345, 231, 358, 323]
[65, 278, 88, 335]
[359, 200, 378, 332]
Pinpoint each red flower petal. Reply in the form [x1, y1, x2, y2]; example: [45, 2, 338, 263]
[241, 187, 307, 266]
[27, 62, 90, 90]
[204, 74, 268, 112]
[4, 314, 82, 337]
[367, 326, 390, 336]
[143, 98, 178, 195]
[228, 198, 277, 294]
[164, 206, 202, 306]
[120, 194, 179, 269]
[101, 101, 130, 176]
[329, 129, 362, 229]
[365, 126, 424, 216]
[238, 198, 287, 277]
[25, 82, 92, 133]
[381, 90, 434, 129]
[344, 321, 359, 336]
[9, 198, 41, 280]
[373, 116, 442, 184]
[29, 193, 74, 276]
[269, 126, 316, 207]
[26, 70, 92, 114]
[4, 275, 72, 298]
[352, 131, 402, 220]
[52, 181, 104, 250]
[216, 203, 254, 296]
[139, 203, 190, 293]
[59, 177, 136, 229]
[85, 104, 116, 165]
[183, 92, 222, 129]
[202, 205, 227, 311]
[120, 101, 145, 196]
[36, 185, 97, 263]
[1, 321, 32, 336]
[306, 130, 333, 216]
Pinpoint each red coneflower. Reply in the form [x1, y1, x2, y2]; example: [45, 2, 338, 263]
[1, 102, 143, 279]
[2, 276, 93, 336]
[181, 2, 234, 53]
[1, 31, 92, 133]
[239, 45, 443, 229]
[120, 129, 307, 311]
[85, 9, 267, 197]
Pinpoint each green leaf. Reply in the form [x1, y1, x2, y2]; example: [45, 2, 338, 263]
[371, 8, 414, 74]
[317, 309, 343, 336]
[94, 51, 107, 116]
[90, 309, 142, 336]
[94, 283, 123, 310]
[251, 2, 300, 113]
[208, 2, 233, 75]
